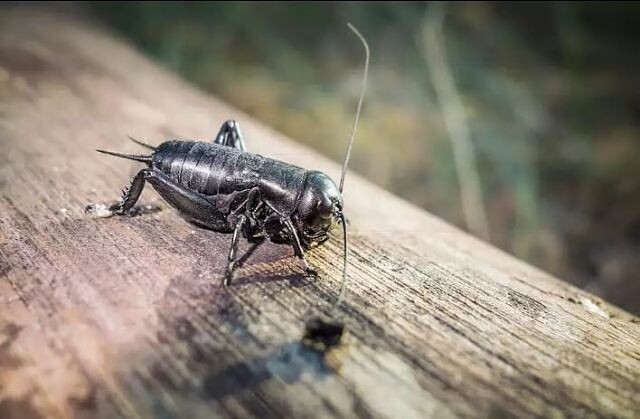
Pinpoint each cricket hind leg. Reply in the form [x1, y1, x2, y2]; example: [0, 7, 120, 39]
[145, 168, 231, 232]
[213, 120, 246, 151]
[108, 169, 150, 215]
[87, 168, 163, 218]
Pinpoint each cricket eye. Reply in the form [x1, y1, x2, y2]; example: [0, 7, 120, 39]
[316, 196, 333, 219]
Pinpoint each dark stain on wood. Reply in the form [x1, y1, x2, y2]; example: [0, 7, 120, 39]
[202, 342, 331, 401]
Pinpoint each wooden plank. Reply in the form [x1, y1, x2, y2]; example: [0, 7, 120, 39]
[0, 7, 638, 419]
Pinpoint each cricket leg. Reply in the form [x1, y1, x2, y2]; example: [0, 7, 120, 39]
[283, 218, 318, 277]
[109, 169, 150, 215]
[213, 120, 246, 151]
[225, 215, 247, 286]
[146, 168, 230, 232]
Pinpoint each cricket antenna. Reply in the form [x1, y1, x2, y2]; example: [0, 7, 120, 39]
[339, 23, 369, 193]
[331, 212, 349, 310]
[330, 24, 369, 312]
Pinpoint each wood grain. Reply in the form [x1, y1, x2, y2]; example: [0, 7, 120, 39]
[0, 7, 638, 419]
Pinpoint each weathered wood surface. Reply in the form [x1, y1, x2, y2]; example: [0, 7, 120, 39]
[0, 8, 639, 419]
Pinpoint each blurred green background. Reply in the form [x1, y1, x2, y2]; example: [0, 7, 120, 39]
[87, 2, 640, 314]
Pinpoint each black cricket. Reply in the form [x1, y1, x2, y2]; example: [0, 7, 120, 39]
[94, 24, 369, 306]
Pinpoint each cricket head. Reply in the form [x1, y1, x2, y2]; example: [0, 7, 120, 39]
[295, 171, 344, 244]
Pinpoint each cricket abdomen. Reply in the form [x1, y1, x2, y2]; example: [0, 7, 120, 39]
[152, 140, 308, 216]
[152, 141, 247, 195]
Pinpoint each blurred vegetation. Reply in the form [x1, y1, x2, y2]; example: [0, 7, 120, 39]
[88, 2, 640, 313]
